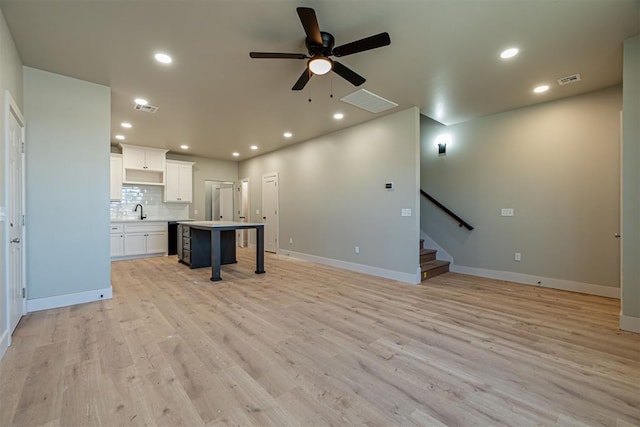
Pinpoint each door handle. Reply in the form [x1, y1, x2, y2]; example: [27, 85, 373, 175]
[10, 238, 20, 243]
[614, 233, 621, 238]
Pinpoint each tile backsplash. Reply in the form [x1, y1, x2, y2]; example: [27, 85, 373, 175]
[110, 185, 190, 220]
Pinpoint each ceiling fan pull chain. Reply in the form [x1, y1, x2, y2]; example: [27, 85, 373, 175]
[330, 76, 334, 98]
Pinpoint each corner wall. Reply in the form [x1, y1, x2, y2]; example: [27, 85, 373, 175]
[0, 7, 23, 360]
[621, 35, 640, 332]
[24, 67, 111, 310]
[239, 107, 421, 283]
[421, 86, 622, 297]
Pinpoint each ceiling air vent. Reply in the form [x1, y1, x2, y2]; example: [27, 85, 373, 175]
[340, 89, 398, 113]
[134, 103, 159, 113]
[557, 74, 581, 86]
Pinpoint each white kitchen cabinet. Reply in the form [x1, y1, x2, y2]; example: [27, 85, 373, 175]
[123, 222, 168, 256]
[165, 160, 194, 203]
[110, 223, 124, 257]
[120, 143, 168, 185]
[110, 153, 123, 201]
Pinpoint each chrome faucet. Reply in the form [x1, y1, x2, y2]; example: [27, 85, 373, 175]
[134, 204, 147, 220]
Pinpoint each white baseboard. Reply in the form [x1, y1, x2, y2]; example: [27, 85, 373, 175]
[279, 250, 420, 284]
[450, 265, 620, 299]
[0, 328, 8, 361]
[620, 314, 640, 333]
[26, 287, 113, 313]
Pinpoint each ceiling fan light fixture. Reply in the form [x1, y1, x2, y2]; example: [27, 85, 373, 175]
[308, 56, 333, 75]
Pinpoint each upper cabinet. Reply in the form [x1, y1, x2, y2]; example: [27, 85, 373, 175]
[120, 143, 168, 185]
[110, 153, 123, 201]
[165, 160, 194, 203]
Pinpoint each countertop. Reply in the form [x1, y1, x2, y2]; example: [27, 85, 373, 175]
[110, 218, 194, 223]
[178, 220, 263, 228]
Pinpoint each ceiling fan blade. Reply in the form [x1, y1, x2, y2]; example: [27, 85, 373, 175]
[332, 61, 366, 86]
[332, 32, 391, 57]
[292, 68, 312, 91]
[250, 52, 308, 59]
[297, 7, 323, 46]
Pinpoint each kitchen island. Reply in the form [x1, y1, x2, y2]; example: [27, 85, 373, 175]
[177, 221, 265, 281]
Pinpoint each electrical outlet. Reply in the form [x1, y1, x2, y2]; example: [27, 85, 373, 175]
[515, 252, 522, 261]
[289, 237, 293, 244]
[256, 209, 260, 215]
[194, 210, 198, 215]
[355, 246, 360, 254]
[401, 208, 412, 217]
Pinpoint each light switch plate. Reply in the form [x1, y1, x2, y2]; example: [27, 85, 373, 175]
[401, 208, 412, 217]
[0, 206, 4, 222]
[501, 208, 514, 217]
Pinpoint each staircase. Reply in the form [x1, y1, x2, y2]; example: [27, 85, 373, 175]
[420, 239, 450, 281]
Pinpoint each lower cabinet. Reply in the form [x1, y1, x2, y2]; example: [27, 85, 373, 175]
[111, 221, 168, 259]
[110, 224, 125, 257]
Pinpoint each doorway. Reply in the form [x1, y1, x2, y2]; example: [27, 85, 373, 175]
[262, 173, 279, 253]
[204, 181, 234, 221]
[5, 91, 26, 344]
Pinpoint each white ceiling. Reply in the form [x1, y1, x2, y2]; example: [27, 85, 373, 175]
[1, 0, 638, 161]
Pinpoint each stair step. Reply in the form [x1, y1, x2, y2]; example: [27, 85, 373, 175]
[420, 248, 437, 263]
[420, 260, 450, 282]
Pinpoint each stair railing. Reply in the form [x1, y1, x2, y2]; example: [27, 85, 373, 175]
[420, 189, 474, 231]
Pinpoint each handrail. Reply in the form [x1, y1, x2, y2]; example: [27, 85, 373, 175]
[420, 189, 474, 231]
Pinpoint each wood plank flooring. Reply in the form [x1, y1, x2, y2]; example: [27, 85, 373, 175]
[1, 249, 639, 426]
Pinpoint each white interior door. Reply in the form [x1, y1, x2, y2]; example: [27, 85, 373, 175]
[262, 173, 278, 253]
[220, 185, 234, 221]
[6, 92, 26, 341]
[237, 179, 249, 247]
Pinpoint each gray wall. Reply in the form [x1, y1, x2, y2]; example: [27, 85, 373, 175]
[166, 153, 237, 220]
[421, 86, 622, 288]
[0, 8, 22, 349]
[622, 35, 639, 323]
[238, 107, 420, 278]
[24, 67, 111, 299]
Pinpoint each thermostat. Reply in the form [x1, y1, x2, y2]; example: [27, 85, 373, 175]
[385, 182, 394, 191]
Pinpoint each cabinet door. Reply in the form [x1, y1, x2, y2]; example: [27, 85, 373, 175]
[122, 146, 146, 170]
[110, 234, 124, 257]
[124, 233, 147, 255]
[178, 164, 193, 202]
[110, 154, 123, 201]
[144, 150, 165, 171]
[164, 162, 181, 202]
[146, 232, 167, 254]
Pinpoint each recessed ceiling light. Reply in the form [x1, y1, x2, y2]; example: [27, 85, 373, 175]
[500, 48, 519, 59]
[250, 145, 258, 150]
[134, 98, 148, 105]
[333, 113, 344, 120]
[180, 144, 189, 150]
[232, 152, 240, 157]
[154, 53, 173, 64]
[283, 132, 293, 138]
[533, 85, 550, 93]
[115, 135, 125, 140]
[121, 122, 132, 128]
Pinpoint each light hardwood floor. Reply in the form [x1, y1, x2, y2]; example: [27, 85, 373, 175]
[1, 249, 639, 426]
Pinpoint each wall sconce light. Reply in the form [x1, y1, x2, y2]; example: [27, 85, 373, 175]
[435, 134, 452, 155]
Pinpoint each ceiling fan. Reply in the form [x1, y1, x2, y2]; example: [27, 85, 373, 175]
[249, 7, 391, 91]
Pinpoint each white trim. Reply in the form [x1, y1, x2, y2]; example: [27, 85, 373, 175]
[450, 264, 620, 298]
[0, 328, 8, 360]
[111, 253, 167, 261]
[26, 287, 113, 313]
[280, 249, 420, 285]
[620, 314, 640, 333]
